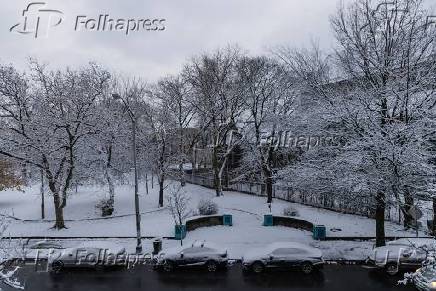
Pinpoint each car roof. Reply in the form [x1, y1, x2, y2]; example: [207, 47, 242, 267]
[74, 241, 126, 254]
[190, 240, 221, 249]
[267, 242, 314, 251]
[29, 240, 63, 248]
[162, 241, 225, 255]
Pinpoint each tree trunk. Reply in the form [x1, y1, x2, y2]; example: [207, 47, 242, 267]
[159, 176, 164, 207]
[261, 164, 273, 204]
[432, 197, 436, 236]
[105, 169, 115, 207]
[212, 146, 221, 197]
[375, 191, 386, 247]
[145, 172, 149, 195]
[403, 191, 414, 228]
[40, 169, 45, 220]
[179, 162, 186, 187]
[52, 190, 66, 229]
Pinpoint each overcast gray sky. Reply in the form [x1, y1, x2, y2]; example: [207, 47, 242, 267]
[1, 0, 434, 82]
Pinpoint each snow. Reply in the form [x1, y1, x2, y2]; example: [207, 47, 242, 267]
[0, 181, 427, 261]
[242, 242, 322, 262]
[75, 240, 126, 255]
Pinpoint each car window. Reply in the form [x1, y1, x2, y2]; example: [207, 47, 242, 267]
[182, 247, 202, 254]
[31, 242, 62, 249]
[272, 248, 304, 255]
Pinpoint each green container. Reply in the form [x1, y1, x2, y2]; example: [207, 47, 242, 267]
[312, 225, 326, 240]
[263, 214, 274, 226]
[175, 224, 186, 240]
[223, 214, 233, 226]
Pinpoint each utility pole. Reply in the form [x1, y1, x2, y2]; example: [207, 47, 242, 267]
[113, 93, 142, 254]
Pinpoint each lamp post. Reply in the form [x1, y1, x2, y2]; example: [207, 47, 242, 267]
[112, 93, 142, 254]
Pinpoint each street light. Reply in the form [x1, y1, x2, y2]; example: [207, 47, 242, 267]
[112, 93, 142, 254]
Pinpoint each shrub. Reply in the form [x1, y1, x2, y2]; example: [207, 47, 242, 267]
[96, 199, 114, 217]
[198, 199, 219, 216]
[283, 206, 299, 217]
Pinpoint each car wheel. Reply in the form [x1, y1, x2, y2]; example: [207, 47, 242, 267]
[206, 260, 218, 272]
[301, 262, 314, 274]
[385, 263, 399, 276]
[252, 261, 265, 273]
[163, 261, 174, 272]
[51, 261, 64, 273]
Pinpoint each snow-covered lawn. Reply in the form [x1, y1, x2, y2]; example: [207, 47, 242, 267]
[0, 181, 426, 260]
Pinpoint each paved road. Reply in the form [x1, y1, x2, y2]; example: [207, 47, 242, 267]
[9, 264, 416, 291]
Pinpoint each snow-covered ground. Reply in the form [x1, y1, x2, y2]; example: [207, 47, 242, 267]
[0, 181, 426, 260]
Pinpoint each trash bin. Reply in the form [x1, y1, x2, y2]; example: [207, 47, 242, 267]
[223, 214, 233, 226]
[263, 214, 274, 226]
[174, 225, 186, 240]
[152, 238, 162, 255]
[312, 225, 326, 240]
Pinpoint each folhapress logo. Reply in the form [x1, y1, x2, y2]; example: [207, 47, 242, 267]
[10, 2, 166, 38]
[10, 2, 63, 38]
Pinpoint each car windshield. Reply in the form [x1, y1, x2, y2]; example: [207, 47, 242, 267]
[272, 248, 305, 255]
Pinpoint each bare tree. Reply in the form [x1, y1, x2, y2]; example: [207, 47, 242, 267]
[236, 56, 296, 203]
[166, 184, 192, 246]
[277, 0, 436, 247]
[184, 46, 246, 196]
[155, 75, 195, 187]
[0, 61, 110, 229]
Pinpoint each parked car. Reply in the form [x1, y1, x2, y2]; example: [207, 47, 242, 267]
[241, 242, 324, 274]
[48, 241, 126, 273]
[412, 266, 436, 291]
[22, 240, 64, 261]
[366, 239, 435, 275]
[154, 241, 228, 272]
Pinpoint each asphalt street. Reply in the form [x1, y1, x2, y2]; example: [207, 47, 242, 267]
[6, 263, 418, 291]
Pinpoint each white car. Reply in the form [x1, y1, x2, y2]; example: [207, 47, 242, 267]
[367, 239, 435, 275]
[242, 242, 324, 274]
[48, 241, 127, 272]
[154, 241, 228, 272]
[22, 240, 64, 261]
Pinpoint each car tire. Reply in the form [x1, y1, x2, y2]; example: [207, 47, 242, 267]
[206, 260, 218, 272]
[163, 261, 175, 272]
[301, 262, 314, 274]
[251, 261, 265, 274]
[385, 263, 399, 276]
[51, 261, 64, 273]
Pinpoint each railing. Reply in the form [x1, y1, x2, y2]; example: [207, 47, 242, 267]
[184, 174, 404, 223]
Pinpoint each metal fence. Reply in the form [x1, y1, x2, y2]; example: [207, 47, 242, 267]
[185, 174, 404, 223]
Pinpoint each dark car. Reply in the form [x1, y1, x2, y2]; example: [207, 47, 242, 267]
[241, 242, 324, 274]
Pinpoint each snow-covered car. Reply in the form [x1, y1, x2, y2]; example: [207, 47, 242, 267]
[22, 240, 64, 261]
[241, 242, 324, 274]
[412, 266, 436, 291]
[154, 241, 228, 272]
[366, 239, 435, 276]
[48, 241, 127, 272]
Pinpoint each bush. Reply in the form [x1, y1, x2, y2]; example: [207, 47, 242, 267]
[283, 206, 299, 217]
[198, 199, 219, 216]
[96, 199, 114, 217]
